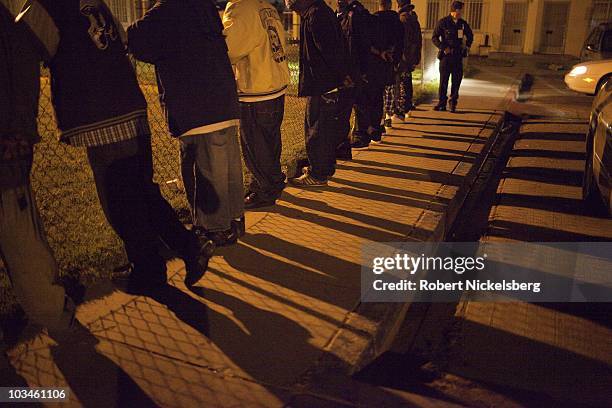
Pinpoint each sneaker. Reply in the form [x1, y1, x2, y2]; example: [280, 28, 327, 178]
[370, 129, 383, 144]
[433, 104, 447, 112]
[244, 192, 276, 210]
[391, 114, 405, 124]
[288, 173, 328, 188]
[351, 140, 370, 150]
[384, 118, 392, 129]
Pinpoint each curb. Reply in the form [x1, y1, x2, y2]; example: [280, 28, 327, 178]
[299, 105, 511, 400]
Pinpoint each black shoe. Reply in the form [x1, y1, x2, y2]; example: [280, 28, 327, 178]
[111, 264, 166, 294]
[433, 104, 447, 111]
[449, 103, 457, 113]
[58, 274, 86, 305]
[183, 238, 215, 287]
[204, 228, 239, 247]
[351, 140, 370, 150]
[336, 149, 352, 160]
[244, 192, 276, 210]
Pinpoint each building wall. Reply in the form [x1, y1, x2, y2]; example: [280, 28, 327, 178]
[566, 0, 593, 56]
[413, 0, 599, 56]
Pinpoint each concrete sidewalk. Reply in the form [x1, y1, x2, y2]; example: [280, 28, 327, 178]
[2, 74, 517, 407]
[426, 74, 612, 407]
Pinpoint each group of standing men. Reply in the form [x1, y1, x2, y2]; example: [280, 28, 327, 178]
[0, 0, 292, 338]
[0, 0, 473, 339]
[286, 0, 473, 187]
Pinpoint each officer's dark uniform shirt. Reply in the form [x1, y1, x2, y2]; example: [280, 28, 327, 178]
[432, 15, 473, 59]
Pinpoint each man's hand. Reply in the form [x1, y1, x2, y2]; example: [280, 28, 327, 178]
[343, 75, 354, 88]
[380, 50, 393, 62]
[0, 135, 31, 161]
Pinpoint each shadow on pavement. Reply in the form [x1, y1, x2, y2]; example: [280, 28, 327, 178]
[367, 148, 475, 164]
[380, 140, 480, 157]
[336, 162, 462, 186]
[519, 131, 586, 142]
[501, 166, 583, 187]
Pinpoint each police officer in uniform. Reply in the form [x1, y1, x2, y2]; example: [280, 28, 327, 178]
[432, 1, 473, 112]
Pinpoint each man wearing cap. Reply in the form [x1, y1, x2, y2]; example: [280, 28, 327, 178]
[285, 0, 351, 187]
[432, 0, 473, 113]
[385, 0, 421, 125]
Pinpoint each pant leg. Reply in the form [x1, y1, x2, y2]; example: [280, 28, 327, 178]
[225, 126, 245, 221]
[239, 96, 286, 199]
[135, 134, 200, 260]
[370, 84, 385, 135]
[396, 72, 407, 115]
[438, 59, 451, 106]
[403, 71, 414, 110]
[179, 141, 197, 221]
[87, 138, 166, 283]
[353, 84, 371, 142]
[336, 88, 355, 156]
[0, 180, 66, 331]
[305, 94, 340, 180]
[384, 84, 394, 117]
[188, 126, 243, 232]
[450, 61, 464, 105]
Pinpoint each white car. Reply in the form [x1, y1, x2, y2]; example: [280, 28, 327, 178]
[565, 59, 612, 95]
[583, 78, 611, 216]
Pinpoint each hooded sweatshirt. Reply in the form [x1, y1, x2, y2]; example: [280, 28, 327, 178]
[398, 4, 422, 70]
[223, 0, 290, 103]
[128, 0, 240, 137]
[17, 0, 148, 147]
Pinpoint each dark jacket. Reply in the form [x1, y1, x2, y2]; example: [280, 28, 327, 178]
[17, 0, 147, 144]
[1, 3, 40, 190]
[298, 0, 348, 97]
[398, 5, 422, 70]
[128, 0, 239, 137]
[374, 10, 404, 86]
[432, 14, 473, 60]
[337, 0, 375, 82]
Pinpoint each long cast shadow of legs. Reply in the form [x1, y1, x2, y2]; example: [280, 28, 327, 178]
[0, 348, 38, 408]
[187, 286, 424, 406]
[50, 323, 158, 407]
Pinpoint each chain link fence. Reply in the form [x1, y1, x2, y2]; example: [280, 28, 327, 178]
[0, 50, 306, 304]
[1, 8, 437, 306]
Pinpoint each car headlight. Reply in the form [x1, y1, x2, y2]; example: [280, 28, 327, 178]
[569, 66, 588, 76]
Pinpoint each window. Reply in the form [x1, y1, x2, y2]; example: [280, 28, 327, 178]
[426, 0, 444, 29]
[463, 0, 483, 31]
[586, 27, 604, 50]
[591, 0, 612, 30]
[426, 0, 484, 31]
[602, 30, 612, 52]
